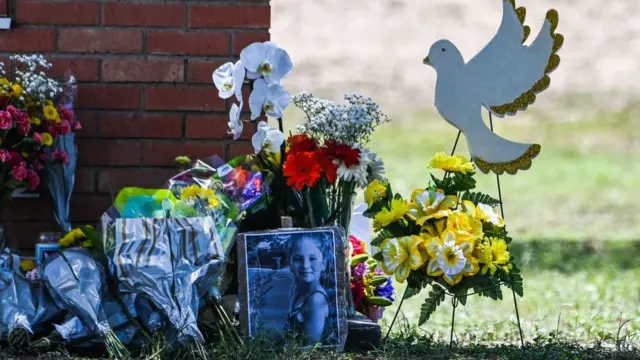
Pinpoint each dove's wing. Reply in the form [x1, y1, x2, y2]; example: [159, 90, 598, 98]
[465, 0, 563, 117]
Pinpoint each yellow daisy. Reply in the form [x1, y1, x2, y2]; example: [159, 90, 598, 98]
[43, 105, 60, 122]
[180, 184, 201, 200]
[475, 237, 512, 275]
[446, 211, 483, 245]
[11, 84, 23, 97]
[41, 132, 53, 146]
[379, 235, 427, 283]
[0, 78, 9, 87]
[30, 116, 42, 126]
[364, 179, 387, 207]
[373, 198, 409, 230]
[428, 152, 475, 174]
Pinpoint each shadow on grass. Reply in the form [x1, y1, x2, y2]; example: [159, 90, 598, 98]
[509, 239, 640, 273]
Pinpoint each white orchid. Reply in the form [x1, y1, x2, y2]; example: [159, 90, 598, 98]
[240, 41, 293, 85]
[228, 102, 243, 140]
[251, 121, 285, 154]
[213, 60, 245, 101]
[249, 78, 290, 120]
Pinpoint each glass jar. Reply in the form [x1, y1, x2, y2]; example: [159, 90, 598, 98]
[38, 232, 61, 244]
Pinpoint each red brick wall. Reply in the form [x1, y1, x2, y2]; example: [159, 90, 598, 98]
[0, 0, 270, 252]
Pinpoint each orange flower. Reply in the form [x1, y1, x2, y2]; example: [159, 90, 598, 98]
[283, 151, 323, 190]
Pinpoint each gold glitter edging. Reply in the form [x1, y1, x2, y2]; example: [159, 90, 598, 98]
[473, 144, 541, 175]
[489, 3, 564, 117]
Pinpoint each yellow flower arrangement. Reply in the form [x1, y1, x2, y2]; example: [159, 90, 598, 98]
[364, 179, 387, 207]
[179, 184, 221, 209]
[423, 230, 479, 286]
[461, 201, 505, 227]
[428, 152, 475, 174]
[446, 211, 483, 245]
[373, 198, 409, 231]
[379, 235, 427, 283]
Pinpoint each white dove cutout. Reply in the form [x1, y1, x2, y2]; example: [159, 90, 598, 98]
[424, 0, 563, 175]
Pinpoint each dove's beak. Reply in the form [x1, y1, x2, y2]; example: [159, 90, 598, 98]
[423, 56, 431, 65]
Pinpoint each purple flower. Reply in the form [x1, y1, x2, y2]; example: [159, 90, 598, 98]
[367, 306, 385, 322]
[352, 262, 369, 280]
[374, 277, 395, 301]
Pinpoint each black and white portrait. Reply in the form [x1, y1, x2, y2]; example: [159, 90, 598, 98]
[237, 227, 347, 349]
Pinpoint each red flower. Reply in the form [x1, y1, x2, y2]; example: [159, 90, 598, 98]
[350, 281, 366, 309]
[72, 121, 82, 131]
[0, 150, 10, 163]
[57, 107, 74, 123]
[325, 141, 361, 167]
[11, 161, 27, 181]
[50, 120, 71, 136]
[26, 170, 40, 190]
[287, 134, 317, 154]
[283, 151, 322, 190]
[316, 148, 338, 184]
[53, 149, 69, 164]
[0, 111, 12, 130]
[18, 114, 30, 136]
[349, 235, 365, 256]
[33, 132, 42, 144]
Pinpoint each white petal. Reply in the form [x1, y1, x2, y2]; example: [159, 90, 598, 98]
[233, 60, 246, 102]
[248, 79, 268, 120]
[267, 84, 290, 111]
[240, 42, 267, 72]
[218, 85, 234, 99]
[246, 70, 261, 80]
[265, 130, 285, 153]
[228, 103, 244, 140]
[256, 121, 270, 132]
[266, 47, 293, 84]
[212, 62, 234, 89]
[251, 129, 267, 153]
[266, 102, 284, 119]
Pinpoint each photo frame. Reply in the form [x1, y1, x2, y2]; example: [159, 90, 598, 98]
[237, 226, 348, 350]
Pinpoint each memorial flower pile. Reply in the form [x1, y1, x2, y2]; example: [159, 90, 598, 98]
[348, 235, 395, 322]
[366, 152, 524, 324]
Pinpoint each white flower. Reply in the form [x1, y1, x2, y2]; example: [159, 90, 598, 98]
[367, 152, 386, 182]
[436, 240, 467, 277]
[233, 60, 246, 101]
[248, 78, 290, 120]
[228, 102, 243, 140]
[212, 62, 236, 99]
[336, 147, 372, 188]
[240, 41, 293, 85]
[251, 121, 285, 154]
[478, 203, 505, 227]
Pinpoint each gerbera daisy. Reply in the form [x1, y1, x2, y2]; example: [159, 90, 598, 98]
[283, 151, 322, 190]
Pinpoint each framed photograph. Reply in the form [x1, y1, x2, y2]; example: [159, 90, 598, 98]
[237, 226, 348, 350]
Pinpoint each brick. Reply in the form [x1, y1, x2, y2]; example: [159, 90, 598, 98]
[0, 0, 7, 16]
[102, 59, 184, 83]
[70, 194, 112, 222]
[186, 113, 254, 140]
[5, 221, 59, 251]
[147, 30, 229, 56]
[103, 2, 185, 27]
[17, 1, 99, 25]
[77, 85, 140, 110]
[98, 168, 177, 193]
[100, 112, 183, 138]
[229, 142, 254, 159]
[0, 28, 56, 52]
[145, 87, 225, 111]
[59, 29, 142, 53]
[75, 110, 98, 137]
[140, 141, 225, 166]
[189, 5, 270, 28]
[77, 139, 140, 166]
[233, 31, 270, 55]
[49, 58, 100, 82]
[75, 167, 96, 193]
[187, 59, 230, 84]
[2, 198, 53, 221]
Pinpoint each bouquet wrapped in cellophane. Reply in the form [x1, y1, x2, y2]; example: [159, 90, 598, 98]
[366, 152, 524, 325]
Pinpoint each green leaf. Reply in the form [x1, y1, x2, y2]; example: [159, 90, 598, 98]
[500, 265, 524, 297]
[403, 285, 423, 300]
[366, 296, 393, 307]
[350, 254, 369, 266]
[371, 229, 393, 247]
[372, 252, 383, 262]
[418, 287, 446, 325]
[369, 276, 389, 286]
[461, 191, 501, 206]
[451, 173, 476, 192]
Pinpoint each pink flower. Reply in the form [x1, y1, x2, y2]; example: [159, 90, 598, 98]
[58, 107, 74, 123]
[0, 111, 12, 130]
[350, 235, 365, 256]
[18, 113, 30, 135]
[367, 306, 385, 322]
[351, 281, 366, 309]
[50, 120, 71, 136]
[26, 170, 40, 190]
[72, 121, 82, 131]
[31, 159, 44, 171]
[0, 150, 10, 163]
[33, 132, 42, 144]
[53, 149, 69, 164]
[6, 105, 21, 120]
[7, 151, 23, 167]
[11, 161, 27, 181]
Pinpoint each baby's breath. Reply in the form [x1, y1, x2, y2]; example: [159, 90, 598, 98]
[9, 54, 61, 103]
[293, 91, 391, 146]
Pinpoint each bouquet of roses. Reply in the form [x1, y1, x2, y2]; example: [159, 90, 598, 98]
[348, 235, 394, 322]
[0, 55, 80, 215]
[366, 152, 524, 325]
